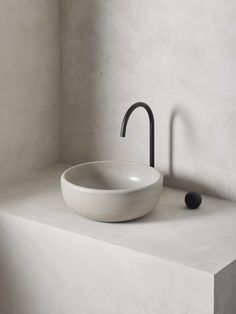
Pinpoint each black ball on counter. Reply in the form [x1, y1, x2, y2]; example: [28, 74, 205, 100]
[185, 192, 202, 209]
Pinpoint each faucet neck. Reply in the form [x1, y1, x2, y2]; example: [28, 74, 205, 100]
[120, 102, 155, 168]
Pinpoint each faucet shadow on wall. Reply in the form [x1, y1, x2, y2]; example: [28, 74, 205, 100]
[164, 107, 223, 199]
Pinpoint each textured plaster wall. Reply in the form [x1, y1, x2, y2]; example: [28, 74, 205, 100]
[0, 0, 235, 201]
[0, 0, 61, 184]
[61, 0, 236, 201]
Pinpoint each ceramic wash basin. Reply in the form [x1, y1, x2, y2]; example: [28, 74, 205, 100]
[61, 161, 163, 222]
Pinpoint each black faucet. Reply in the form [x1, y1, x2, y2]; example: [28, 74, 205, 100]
[120, 102, 155, 168]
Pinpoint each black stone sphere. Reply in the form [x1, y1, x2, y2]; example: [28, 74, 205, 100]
[185, 192, 202, 209]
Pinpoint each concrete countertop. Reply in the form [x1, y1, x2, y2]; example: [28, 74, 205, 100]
[0, 163, 235, 275]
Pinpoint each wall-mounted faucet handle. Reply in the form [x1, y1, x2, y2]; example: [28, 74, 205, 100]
[120, 102, 155, 168]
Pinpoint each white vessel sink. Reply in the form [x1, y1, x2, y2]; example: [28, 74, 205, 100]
[61, 161, 163, 222]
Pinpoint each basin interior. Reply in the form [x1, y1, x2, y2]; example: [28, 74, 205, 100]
[63, 161, 161, 191]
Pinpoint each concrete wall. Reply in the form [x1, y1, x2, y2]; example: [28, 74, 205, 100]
[61, 0, 236, 201]
[1, 0, 235, 200]
[0, 0, 61, 184]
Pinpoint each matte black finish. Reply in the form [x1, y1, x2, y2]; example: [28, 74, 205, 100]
[185, 192, 202, 209]
[120, 102, 155, 167]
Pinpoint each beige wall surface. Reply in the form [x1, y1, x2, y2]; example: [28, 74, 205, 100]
[0, 0, 61, 184]
[61, 0, 236, 200]
[0, 0, 235, 201]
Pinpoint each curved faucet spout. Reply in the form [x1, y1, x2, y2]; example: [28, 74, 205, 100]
[120, 102, 155, 168]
